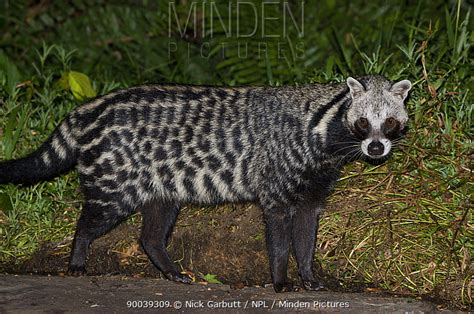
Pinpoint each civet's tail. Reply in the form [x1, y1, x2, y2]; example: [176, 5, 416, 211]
[0, 117, 79, 185]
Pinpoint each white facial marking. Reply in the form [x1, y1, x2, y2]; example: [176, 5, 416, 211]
[361, 139, 370, 156]
[379, 138, 392, 156]
[314, 102, 343, 144]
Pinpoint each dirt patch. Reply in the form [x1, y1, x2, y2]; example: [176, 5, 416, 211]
[3, 203, 349, 290]
[169, 204, 272, 285]
[2, 205, 280, 285]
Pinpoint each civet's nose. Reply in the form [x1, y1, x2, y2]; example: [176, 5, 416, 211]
[368, 141, 384, 156]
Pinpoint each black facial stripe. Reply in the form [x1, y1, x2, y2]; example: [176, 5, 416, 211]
[308, 88, 349, 131]
[352, 119, 371, 139]
[382, 119, 401, 140]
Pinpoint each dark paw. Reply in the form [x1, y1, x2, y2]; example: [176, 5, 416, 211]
[164, 271, 192, 284]
[273, 282, 296, 293]
[302, 280, 326, 291]
[67, 265, 86, 276]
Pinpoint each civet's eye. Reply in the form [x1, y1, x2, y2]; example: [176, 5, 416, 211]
[385, 117, 396, 128]
[356, 117, 369, 129]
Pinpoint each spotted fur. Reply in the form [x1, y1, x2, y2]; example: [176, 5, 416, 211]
[0, 75, 410, 292]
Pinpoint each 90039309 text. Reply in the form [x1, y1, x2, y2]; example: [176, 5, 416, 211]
[126, 300, 172, 309]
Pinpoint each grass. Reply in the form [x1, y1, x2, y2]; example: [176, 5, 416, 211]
[0, 0, 472, 309]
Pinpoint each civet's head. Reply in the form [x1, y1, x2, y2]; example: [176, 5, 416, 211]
[346, 76, 411, 164]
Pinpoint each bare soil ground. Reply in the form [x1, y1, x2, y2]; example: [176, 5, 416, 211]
[5, 205, 306, 287]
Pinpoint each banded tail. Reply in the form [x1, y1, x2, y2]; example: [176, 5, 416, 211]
[0, 117, 79, 185]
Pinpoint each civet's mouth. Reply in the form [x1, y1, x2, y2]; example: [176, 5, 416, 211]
[361, 138, 392, 159]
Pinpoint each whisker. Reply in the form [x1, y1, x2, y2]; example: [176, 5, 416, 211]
[326, 141, 360, 147]
[333, 146, 358, 158]
[335, 147, 361, 168]
[331, 144, 360, 156]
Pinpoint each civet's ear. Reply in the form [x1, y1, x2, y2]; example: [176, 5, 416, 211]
[346, 77, 365, 99]
[390, 80, 412, 100]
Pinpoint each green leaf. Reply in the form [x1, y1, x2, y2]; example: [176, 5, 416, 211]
[0, 193, 13, 214]
[3, 104, 28, 159]
[203, 273, 222, 284]
[0, 52, 21, 97]
[68, 71, 96, 100]
[445, 7, 454, 49]
[325, 55, 335, 74]
[58, 72, 70, 90]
